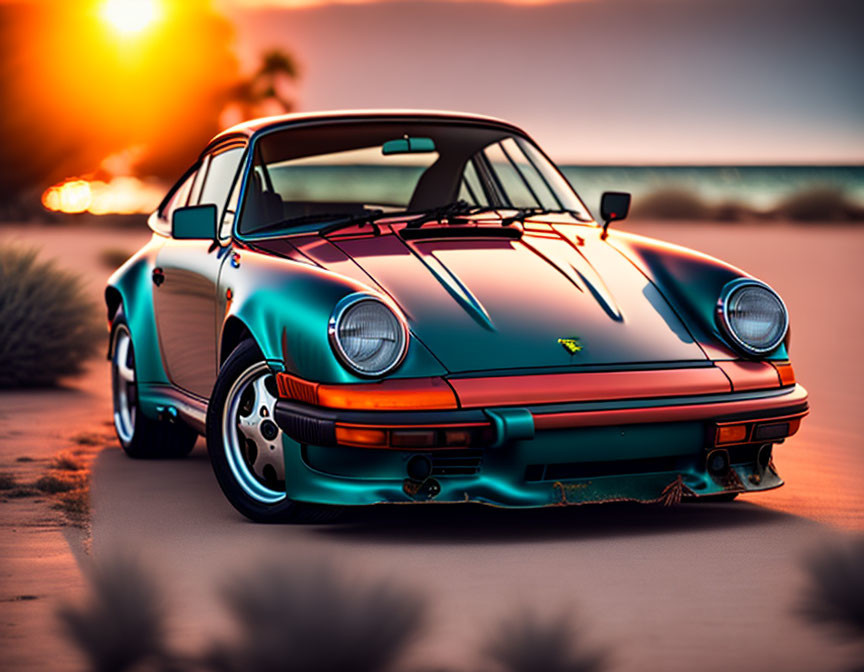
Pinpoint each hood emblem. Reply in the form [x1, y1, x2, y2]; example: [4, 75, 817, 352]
[557, 338, 583, 354]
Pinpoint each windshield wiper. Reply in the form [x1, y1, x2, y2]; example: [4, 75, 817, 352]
[252, 210, 387, 236]
[500, 207, 592, 226]
[404, 200, 503, 228]
[405, 201, 591, 229]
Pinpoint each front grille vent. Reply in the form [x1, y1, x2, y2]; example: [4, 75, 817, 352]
[430, 449, 483, 476]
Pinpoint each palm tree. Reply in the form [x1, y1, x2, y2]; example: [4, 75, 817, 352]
[229, 49, 299, 119]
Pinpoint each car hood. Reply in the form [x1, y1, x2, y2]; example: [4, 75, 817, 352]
[259, 223, 707, 373]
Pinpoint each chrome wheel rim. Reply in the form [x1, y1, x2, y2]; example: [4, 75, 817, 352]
[222, 362, 286, 504]
[111, 325, 137, 444]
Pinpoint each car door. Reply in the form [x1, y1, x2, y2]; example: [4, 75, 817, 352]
[153, 142, 247, 399]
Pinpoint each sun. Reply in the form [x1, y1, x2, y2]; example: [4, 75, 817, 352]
[101, 0, 160, 36]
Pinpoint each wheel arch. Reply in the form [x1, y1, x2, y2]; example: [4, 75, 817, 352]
[220, 316, 254, 366]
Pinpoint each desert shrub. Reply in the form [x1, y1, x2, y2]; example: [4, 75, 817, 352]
[776, 186, 864, 221]
[0, 244, 102, 387]
[630, 187, 712, 220]
[211, 562, 425, 672]
[58, 554, 167, 672]
[484, 609, 608, 672]
[800, 536, 864, 640]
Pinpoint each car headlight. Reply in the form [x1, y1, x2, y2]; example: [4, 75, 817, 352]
[329, 294, 408, 376]
[717, 279, 788, 355]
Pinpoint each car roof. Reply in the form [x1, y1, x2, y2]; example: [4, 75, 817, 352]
[206, 109, 529, 151]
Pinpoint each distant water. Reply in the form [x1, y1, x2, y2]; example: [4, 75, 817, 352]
[259, 164, 864, 218]
[560, 165, 864, 214]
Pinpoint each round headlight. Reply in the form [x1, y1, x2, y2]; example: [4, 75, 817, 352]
[329, 295, 408, 376]
[717, 280, 788, 355]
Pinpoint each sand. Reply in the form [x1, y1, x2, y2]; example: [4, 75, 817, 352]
[1, 220, 862, 670]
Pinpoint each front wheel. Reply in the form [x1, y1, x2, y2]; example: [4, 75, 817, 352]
[205, 339, 341, 523]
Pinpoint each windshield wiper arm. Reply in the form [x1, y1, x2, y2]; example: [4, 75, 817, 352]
[404, 201, 509, 229]
[319, 209, 390, 235]
[500, 207, 592, 226]
[253, 210, 387, 236]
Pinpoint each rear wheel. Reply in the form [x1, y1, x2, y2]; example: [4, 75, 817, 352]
[110, 308, 198, 459]
[205, 339, 341, 523]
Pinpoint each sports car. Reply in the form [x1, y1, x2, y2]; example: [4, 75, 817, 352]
[106, 110, 807, 522]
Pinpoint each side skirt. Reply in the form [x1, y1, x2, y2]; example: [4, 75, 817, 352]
[139, 384, 209, 435]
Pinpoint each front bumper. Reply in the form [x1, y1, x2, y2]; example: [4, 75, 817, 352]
[273, 377, 808, 508]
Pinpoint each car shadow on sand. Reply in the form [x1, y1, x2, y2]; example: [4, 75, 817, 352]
[310, 497, 810, 545]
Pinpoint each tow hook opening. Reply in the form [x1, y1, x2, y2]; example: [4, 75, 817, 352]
[403, 477, 441, 500]
[706, 449, 731, 478]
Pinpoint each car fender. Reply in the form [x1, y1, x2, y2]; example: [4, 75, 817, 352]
[220, 249, 448, 383]
[105, 234, 172, 385]
[607, 230, 790, 361]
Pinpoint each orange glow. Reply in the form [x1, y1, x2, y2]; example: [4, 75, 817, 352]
[41, 177, 164, 215]
[101, 0, 161, 36]
[41, 180, 92, 214]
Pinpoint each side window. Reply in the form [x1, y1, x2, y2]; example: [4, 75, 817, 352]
[459, 160, 489, 207]
[500, 137, 560, 210]
[188, 157, 209, 206]
[153, 169, 197, 235]
[483, 142, 537, 208]
[219, 168, 244, 240]
[198, 147, 245, 226]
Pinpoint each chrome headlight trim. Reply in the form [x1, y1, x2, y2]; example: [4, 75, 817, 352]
[328, 293, 409, 377]
[716, 278, 789, 356]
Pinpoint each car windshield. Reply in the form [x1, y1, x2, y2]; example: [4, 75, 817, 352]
[237, 120, 592, 236]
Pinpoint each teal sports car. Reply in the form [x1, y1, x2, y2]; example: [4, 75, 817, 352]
[106, 111, 807, 522]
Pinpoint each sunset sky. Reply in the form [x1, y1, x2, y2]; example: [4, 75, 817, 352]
[217, 0, 863, 163]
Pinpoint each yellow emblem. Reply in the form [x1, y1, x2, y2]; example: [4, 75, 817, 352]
[557, 338, 583, 354]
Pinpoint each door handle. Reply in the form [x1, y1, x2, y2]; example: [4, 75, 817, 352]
[152, 267, 165, 287]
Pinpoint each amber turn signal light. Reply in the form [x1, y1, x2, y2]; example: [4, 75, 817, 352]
[773, 363, 796, 386]
[334, 426, 388, 447]
[716, 424, 748, 445]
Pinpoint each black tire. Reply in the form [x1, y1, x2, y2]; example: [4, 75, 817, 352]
[110, 307, 198, 459]
[205, 339, 342, 523]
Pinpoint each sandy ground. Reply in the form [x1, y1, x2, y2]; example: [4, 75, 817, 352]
[1, 221, 863, 670]
[0, 224, 149, 671]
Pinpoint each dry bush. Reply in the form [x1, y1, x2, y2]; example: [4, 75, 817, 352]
[800, 536, 864, 640]
[777, 186, 864, 221]
[58, 554, 167, 672]
[484, 610, 608, 672]
[0, 245, 102, 387]
[211, 562, 425, 672]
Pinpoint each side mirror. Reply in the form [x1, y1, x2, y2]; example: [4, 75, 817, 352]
[172, 204, 217, 240]
[599, 191, 631, 239]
